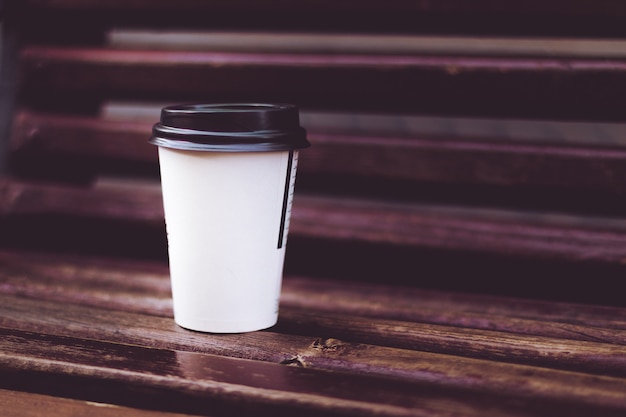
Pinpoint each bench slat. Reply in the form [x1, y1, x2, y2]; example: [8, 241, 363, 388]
[277, 310, 626, 376]
[0, 295, 625, 415]
[19, 47, 626, 120]
[13, 111, 626, 193]
[0, 389, 198, 417]
[1, 250, 625, 334]
[2, 255, 626, 414]
[3, 286, 626, 378]
[4, 326, 570, 417]
[11, 111, 156, 162]
[3, 180, 626, 264]
[107, 31, 626, 59]
[4, 1, 626, 416]
[20, 0, 626, 19]
[2, 251, 626, 378]
[0, 179, 163, 224]
[283, 277, 626, 331]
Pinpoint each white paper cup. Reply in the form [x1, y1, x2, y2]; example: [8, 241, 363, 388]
[150, 103, 309, 333]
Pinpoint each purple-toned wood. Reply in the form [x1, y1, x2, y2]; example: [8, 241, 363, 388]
[11, 111, 157, 162]
[8, 0, 625, 42]
[1, 250, 626, 415]
[2, 250, 625, 338]
[18, 47, 626, 119]
[3, 180, 626, 264]
[282, 276, 626, 331]
[20, 0, 626, 18]
[3, 2, 626, 416]
[3, 328, 465, 417]
[0, 389, 194, 417]
[13, 111, 626, 193]
[0, 179, 163, 224]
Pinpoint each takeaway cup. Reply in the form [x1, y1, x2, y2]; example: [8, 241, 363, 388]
[149, 103, 309, 333]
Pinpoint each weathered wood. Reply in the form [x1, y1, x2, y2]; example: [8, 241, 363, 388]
[2, 251, 626, 378]
[283, 276, 626, 331]
[4, 1, 626, 416]
[8, 1, 625, 41]
[108, 31, 626, 59]
[277, 309, 626, 376]
[5, 327, 582, 417]
[282, 290, 626, 345]
[303, 132, 626, 193]
[2, 249, 625, 330]
[13, 111, 626, 194]
[0, 389, 199, 417]
[1, 249, 626, 414]
[18, 0, 626, 16]
[18, 46, 626, 120]
[4, 179, 626, 264]
[1, 249, 625, 334]
[1, 293, 626, 414]
[11, 111, 156, 162]
[0, 179, 163, 224]
[291, 195, 626, 264]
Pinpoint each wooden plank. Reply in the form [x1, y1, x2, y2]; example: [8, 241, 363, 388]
[1, 249, 625, 331]
[0, 389, 201, 417]
[1, 293, 626, 414]
[290, 195, 626, 264]
[1, 251, 626, 377]
[108, 30, 626, 59]
[276, 309, 626, 376]
[18, 47, 626, 120]
[11, 111, 156, 162]
[1, 249, 625, 335]
[303, 132, 626, 193]
[4, 180, 626, 264]
[282, 276, 626, 331]
[0, 247, 623, 333]
[4, 280, 626, 378]
[19, 0, 626, 18]
[12, 111, 626, 193]
[11, 1, 626, 42]
[2, 327, 576, 417]
[0, 179, 163, 224]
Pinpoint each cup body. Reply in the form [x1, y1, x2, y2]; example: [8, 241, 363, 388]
[158, 147, 299, 332]
[150, 103, 308, 333]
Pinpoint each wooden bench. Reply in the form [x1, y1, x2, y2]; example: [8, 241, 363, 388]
[1, 1, 626, 416]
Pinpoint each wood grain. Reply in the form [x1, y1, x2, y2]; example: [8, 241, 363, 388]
[11, 111, 156, 162]
[1, 251, 626, 415]
[282, 276, 626, 331]
[0, 179, 163, 224]
[290, 195, 626, 264]
[19, 0, 626, 18]
[4, 1, 626, 416]
[2, 250, 626, 339]
[2, 327, 563, 417]
[1, 250, 626, 377]
[108, 31, 626, 59]
[4, 180, 626, 264]
[18, 46, 626, 120]
[0, 389, 201, 417]
[13, 110, 626, 193]
[0, 299, 624, 416]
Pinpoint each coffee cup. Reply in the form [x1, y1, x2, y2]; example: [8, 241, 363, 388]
[150, 103, 309, 333]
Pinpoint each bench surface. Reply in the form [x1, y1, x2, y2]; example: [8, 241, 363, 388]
[1, 250, 626, 417]
[2, 1, 626, 415]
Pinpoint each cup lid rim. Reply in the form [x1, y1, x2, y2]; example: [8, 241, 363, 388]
[149, 102, 310, 152]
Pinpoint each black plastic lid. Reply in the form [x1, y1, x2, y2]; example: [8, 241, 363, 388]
[149, 103, 310, 152]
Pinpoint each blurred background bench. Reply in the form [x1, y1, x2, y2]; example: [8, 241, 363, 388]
[1, 1, 626, 416]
